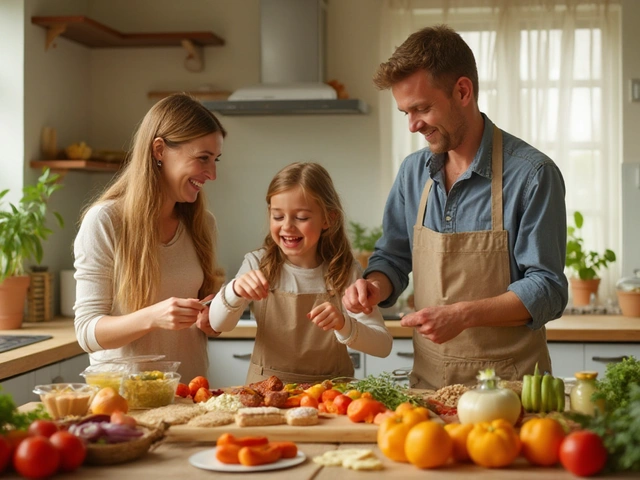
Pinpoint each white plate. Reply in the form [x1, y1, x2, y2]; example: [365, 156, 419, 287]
[189, 448, 306, 472]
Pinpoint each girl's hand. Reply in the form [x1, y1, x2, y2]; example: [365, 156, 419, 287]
[233, 270, 269, 301]
[150, 297, 204, 330]
[307, 302, 346, 331]
[196, 294, 220, 336]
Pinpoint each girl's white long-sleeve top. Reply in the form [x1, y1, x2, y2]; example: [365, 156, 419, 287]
[209, 250, 393, 358]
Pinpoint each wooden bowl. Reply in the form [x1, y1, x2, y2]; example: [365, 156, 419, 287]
[84, 423, 166, 466]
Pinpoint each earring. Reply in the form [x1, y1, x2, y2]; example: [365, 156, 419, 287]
[156, 159, 162, 167]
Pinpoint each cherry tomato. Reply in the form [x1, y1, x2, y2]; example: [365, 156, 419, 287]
[13, 436, 60, 479]
[0, 435, 11, 474]
[27, 419, 59, 438]
[50, 431, 86, 472]
[559, 430, 607, 477]
[300, 394, 319, 409]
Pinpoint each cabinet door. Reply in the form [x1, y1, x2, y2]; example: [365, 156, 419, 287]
[584, 343, 640, 377]
[58, 354, 90, 384]
[208, 339, 255, 388]
[347, 348, 365, 380]
[365, 339, 414, 385]
[547, 342, 585, 378]
[1, 372, 34, 407]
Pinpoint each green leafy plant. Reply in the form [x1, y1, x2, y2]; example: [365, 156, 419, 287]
[0, 168, 64, 282]
[566, 211, 616, 280]
[349, 221, 382, 252]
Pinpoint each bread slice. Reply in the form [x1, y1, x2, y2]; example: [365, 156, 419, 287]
[285, 407, 319, 426]
[234, 406, 285, 427]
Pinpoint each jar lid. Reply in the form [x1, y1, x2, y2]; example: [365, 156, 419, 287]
[575, 371, 598, 380]
[616, 269, 640, 292]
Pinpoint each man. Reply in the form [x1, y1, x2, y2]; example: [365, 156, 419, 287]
[343, 25, 568, 389]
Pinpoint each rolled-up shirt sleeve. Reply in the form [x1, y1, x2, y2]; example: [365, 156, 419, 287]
[73, 205, 117, 353]
[508, 161, 568, 329]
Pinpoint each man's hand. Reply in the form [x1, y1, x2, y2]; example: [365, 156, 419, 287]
[342, 278, 382, 314]
[233, 270, 269, 301]
[307, 302, 346, 331]
[400, 304, 467, 344]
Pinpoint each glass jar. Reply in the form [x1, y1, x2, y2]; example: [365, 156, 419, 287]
[616, 269, 640, 317]
[570, 371, 605, 415]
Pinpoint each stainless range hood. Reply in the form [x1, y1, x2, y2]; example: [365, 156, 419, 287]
[203, 0, 368, 116]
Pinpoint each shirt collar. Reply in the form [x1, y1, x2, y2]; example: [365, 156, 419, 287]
[426, 113, 496, 180]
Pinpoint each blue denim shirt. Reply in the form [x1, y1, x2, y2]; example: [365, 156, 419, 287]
[366, 115, 568, 330]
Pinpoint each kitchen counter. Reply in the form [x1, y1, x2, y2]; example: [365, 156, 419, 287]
[1, 314, 639, 381]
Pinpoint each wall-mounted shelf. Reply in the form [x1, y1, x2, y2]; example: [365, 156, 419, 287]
[31, 160, 121, 173]
[31, 15, 224, 71]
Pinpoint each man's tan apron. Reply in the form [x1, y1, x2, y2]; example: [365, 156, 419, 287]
[410, 127, 551, 390]
[246, 290, 355, 384]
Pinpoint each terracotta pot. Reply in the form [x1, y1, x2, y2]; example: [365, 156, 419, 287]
[0, 275, 31, 330]
[617, 291, 640, 317]
[355, 251, 372, 270]
[570, 278, 601, 307]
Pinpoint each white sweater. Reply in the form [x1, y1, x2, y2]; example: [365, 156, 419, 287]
[209, 250, 393, 358]
[73, 202, 211, 382]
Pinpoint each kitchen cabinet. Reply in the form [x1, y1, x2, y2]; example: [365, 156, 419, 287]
[365, 339, 414, 385]
[548, 342, 640, 378]
[0, 353, 89, 406]
[207, 339, 365, 387]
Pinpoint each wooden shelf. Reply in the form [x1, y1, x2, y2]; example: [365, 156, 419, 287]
[31, 160, 121, 173]
[147, 90, 232, 102]
[31, 15, 224, 71]
[31, 16, 224, 48]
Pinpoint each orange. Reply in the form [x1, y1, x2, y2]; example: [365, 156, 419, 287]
[90, 387, 128, 415]
[404, 421, 452, 469]
[444, 423, 474, 462]
[378, 416, 412, 462]
[519, 417, 566, 466]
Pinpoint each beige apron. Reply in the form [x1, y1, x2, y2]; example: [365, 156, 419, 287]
[246, 290, 355, 384]
[410, 127, 551, 390]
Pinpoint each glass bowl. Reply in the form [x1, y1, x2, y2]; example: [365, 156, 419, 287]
[80, 363, 129, 392]
[120, 371, 181, 409]
[33, 383, 100, 419]
[124, 360, 181, 375]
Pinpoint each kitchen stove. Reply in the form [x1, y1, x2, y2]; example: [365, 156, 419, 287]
[0, 335, 52, 354]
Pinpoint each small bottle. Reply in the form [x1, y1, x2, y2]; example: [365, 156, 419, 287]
[570, 371, 605, 415]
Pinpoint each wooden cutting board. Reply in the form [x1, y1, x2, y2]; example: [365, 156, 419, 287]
[166, 413, 379, 444]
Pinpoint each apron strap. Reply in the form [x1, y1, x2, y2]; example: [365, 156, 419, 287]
[415, 178, 433, 227]
[491, 127, 504, 232]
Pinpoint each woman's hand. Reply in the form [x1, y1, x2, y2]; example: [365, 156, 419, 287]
[149, 297, 204, 330]
[308, 302, 346, 331]
[233, 270, 269, 301]
[196, 294, 220, 337]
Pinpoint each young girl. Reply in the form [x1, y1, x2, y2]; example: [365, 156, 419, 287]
[208, 162, 392, 384]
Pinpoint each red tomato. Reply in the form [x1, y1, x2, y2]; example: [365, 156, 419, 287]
[300, 394, 319, 409]
[0, 435, 10, 474]
[559, 430, 607, 477]
[332, 394, 353, 415]
[4, 429, 29, 457]
[13, 436, 60, 479]
[50, 431, 86, 472]
[321, 389, 341, 404]
[27, 419, 59, 438]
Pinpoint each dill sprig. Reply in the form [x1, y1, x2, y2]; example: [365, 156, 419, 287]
[345, 372, 425, 410]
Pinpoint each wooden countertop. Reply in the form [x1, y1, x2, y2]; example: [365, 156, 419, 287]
[2, 314, 639, 381]
[219, 314, 640, 342]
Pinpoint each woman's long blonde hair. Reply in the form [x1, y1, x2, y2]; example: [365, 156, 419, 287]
[81, 94, 226, 312]
[259, 162, 355, 296]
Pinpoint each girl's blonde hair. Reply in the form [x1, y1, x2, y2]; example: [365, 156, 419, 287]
[259, 162, 355, 295]
[81, 94, 226, 312]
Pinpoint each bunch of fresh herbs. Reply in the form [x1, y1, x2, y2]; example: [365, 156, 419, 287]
[0, 387, 50, 432]
[593, 355, 640, 410]
[344, 372, 425, 410]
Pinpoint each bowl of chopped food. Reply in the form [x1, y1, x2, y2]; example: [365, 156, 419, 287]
[120, 370, 181, 409]
[33, 383, 100, 419]
[80, 363, 129, 392]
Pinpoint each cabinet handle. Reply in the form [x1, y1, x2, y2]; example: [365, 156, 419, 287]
[591, 355, 628, 364]
[232, 353, 252, 360]
[349, 352, 361, 369]
[391, 368, 411, 380]
[397, 352, 414, 358]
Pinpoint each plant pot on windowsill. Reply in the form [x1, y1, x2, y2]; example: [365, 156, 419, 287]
[565, 211, 616, 307]
[349, 222, 382, 271]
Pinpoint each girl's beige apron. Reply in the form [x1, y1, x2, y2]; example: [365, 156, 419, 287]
[411, 127, 551, 390]
[246, 290, 354, 384]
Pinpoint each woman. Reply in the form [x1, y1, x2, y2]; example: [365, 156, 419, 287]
[74, 94, 225, 382]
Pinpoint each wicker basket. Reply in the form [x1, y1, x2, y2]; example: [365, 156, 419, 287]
[84, 423, 166, 466]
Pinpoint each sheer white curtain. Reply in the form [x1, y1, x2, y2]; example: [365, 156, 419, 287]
[379, 0, 622, 302]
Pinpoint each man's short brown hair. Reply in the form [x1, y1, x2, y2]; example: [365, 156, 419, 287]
[373, 24, 479, 100]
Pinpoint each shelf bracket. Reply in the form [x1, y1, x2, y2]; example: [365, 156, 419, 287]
[181, 39, 204, 72]
[44, 24, 67, 50]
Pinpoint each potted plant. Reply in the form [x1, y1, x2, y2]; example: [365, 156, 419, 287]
[565, 211, 616, 306]
[349, 221, 383, 269]
[0, 168, 64, 329]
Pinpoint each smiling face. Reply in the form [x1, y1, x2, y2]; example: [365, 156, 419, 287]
[392, 70, 467, 154]
[153, 131, 224, 205]
[269, 185, 330, 269]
